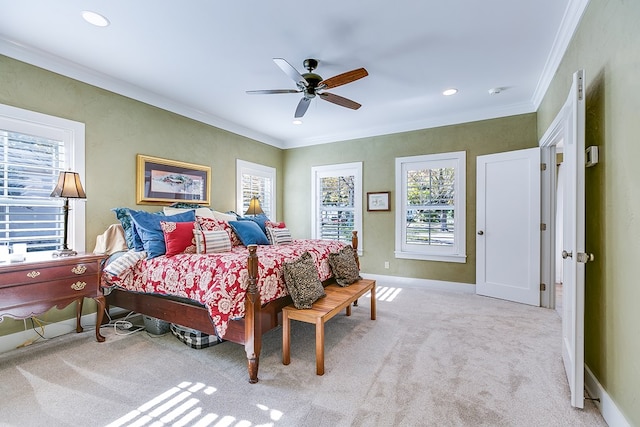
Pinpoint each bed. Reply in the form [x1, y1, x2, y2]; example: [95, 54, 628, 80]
[100, 211, 359, 383]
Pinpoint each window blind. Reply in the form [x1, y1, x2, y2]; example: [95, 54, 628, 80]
[0, 130, 65, 251]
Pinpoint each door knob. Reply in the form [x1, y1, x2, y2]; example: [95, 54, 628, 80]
[562, 250, 572, 259]
[577, 252, 595, 263]
[477, 230, 484, 235]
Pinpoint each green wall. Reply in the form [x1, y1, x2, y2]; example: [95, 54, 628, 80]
[536, 0, 640, 424]
[284, 114, 537, 284]
[0, 55, 284, 336]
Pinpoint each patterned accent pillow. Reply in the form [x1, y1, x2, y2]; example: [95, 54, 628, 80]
[266, 227, 292, 245]
[111, 207, 139, 249]
[328, 245, 362, 287]
[283, 252, 326, 309]
[160, 221, 197, 256]
[196, 216, 242, 246]
[103, 250, 147, 277]
[265, 220, 286, 229]
[193, 229, 232, 253]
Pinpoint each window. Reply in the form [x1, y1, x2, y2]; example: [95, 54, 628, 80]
[236, 160, 276, 219]
[395, 152, 466, 263]
[311, 162, 362, 253]
[0, 104, 85, 254]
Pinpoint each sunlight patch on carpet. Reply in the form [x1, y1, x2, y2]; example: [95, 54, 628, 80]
[372, 286, 402, 302]
[104, 380, 278, 427]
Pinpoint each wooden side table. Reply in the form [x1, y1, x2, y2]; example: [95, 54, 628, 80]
[0, 253, 106, 342]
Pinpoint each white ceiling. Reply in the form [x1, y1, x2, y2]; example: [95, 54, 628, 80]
[0, 1, 587, 149]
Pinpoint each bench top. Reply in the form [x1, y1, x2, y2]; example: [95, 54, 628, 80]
[283, 279, 375, 323]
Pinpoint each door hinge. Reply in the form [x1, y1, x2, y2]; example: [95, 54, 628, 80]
[541, 163, 547, 171]
[540, 283, 546, 291]
[540, 223, 547, 231]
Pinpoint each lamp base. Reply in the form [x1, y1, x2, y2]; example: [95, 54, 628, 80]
[52, 248, 77, 257]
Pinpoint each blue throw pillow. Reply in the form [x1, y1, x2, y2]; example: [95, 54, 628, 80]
[229, 220, 270, 245]
[239, 213, 270, 234]
[129, 209, 196, 258]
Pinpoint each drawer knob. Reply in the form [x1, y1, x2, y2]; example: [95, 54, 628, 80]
[71, 281, 87, 291]
[27, 271, 41, 279]
[72, 265, 87, 275]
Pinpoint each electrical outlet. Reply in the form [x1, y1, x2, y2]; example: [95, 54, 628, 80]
[384, 261, 390, 269]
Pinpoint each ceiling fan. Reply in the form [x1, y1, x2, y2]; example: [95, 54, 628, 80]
[246, 58, 368, 118]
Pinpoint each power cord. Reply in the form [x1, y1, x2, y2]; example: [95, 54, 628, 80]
[101, 310, 145, 335]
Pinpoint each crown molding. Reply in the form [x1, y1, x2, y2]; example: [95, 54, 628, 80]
[531, 0, 590, 109]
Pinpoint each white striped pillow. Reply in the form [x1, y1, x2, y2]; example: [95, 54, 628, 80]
[266, 227, 293, 245]
[193, 229, 232, 253]
[103, 250, 147, 277]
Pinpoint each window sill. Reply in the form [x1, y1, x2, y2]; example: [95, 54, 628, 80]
[394, 251, 467, 264]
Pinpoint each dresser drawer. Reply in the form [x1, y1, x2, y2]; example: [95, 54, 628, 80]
[0, 261, 100, 288]
[1, 276, 100, 311]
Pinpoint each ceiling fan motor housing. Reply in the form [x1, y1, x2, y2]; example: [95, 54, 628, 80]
[302, 73, 322, 96]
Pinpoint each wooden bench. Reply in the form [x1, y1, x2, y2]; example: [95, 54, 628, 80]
[282, 279, 376, 375]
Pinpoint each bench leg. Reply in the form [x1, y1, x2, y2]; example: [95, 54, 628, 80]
[315, 317, 325, 375]
[371, 283, 377, 320]
[282, 310, 291, 365]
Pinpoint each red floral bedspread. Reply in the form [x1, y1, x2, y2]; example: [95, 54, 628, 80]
[102, 239, 346, 337]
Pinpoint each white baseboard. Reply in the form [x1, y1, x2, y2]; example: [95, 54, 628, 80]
[360, 272, 475, 294]
[585, 364, 632, 427]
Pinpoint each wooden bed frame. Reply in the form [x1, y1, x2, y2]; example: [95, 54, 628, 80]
[103, 231, 359, 383]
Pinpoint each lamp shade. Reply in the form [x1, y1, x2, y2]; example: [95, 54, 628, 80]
[50, 171, 86, 199]
[244, 196, 264, 216]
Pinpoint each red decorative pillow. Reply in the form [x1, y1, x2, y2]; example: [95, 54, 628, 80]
[160, 221, 197, 256]
[196, 216, 242, 246]
[265, 220, 286, 229]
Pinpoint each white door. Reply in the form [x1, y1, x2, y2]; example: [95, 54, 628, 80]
[539, 70, 586, 408]
[476, 148, 540, 305]
[559, 70, 587, 409]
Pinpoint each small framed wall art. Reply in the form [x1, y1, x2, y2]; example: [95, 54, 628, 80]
[367, 191, 390, 211]
[136, 154, 211, 205]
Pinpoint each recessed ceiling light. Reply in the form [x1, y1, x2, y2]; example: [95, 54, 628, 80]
[82, 11, 110, 27]
[292, 120, 303, 125]
[442, 88, 458, 96]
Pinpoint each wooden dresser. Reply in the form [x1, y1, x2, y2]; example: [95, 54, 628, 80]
[0, 253, 106, 343]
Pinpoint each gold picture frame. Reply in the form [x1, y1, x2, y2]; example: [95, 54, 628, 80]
[367, 191, 390, 211]
[136, 154, 211, 205]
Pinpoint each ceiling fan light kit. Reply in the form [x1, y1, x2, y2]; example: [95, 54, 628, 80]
[247, 58, 368, 118]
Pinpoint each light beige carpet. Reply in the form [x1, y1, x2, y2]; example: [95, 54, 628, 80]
[0, 283, 607, 426]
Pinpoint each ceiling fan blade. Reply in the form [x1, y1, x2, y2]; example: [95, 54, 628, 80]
[294, 97, 312, 118]
[318, 68, 368, 90]
[246, 89, 301, 95]
[273, 58, 308, 89]
[319, 92, 362, 110]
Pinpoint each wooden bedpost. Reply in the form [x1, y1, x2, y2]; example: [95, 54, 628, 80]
[244, 244, 261, 383]
[351, 230, 359, 270]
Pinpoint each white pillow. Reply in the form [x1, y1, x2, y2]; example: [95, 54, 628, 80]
[266, 227, 293, 245]
[193, 229, 232, 253]
[103, 250, 147, 276]
[163, 206, 215, 218]
[213, 210, 237, 222]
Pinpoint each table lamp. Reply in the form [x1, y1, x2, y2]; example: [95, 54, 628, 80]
[50, 171, 86, 256]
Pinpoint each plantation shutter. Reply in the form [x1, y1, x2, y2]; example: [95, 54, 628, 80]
[405, 163, 456, 246]
[0, 130, 66, 251]
[241, 172, 273, 218]
[318, 175, 356, 242]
